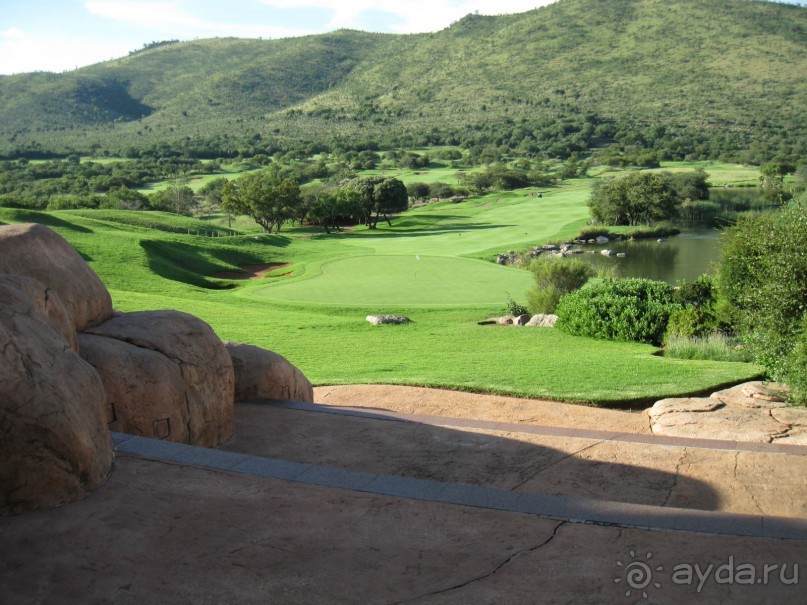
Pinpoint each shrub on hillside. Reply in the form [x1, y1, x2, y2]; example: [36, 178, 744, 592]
[526, 256, 595, 314]
[555, 278, 678, 345]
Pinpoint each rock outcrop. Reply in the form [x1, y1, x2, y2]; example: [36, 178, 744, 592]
[225, 342, 314, 403]
[648, 381, 807, 444]
[85, 311, 235, 447]
[0, 223, 113, 331]
[0, 274, 113, 514]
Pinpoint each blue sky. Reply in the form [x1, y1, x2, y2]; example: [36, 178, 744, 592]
[0, 0, 556, 74]
[1, 0, 805, 75]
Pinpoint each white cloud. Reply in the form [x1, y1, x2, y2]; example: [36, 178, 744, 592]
[260, 0, 557, 33]
[1, 28, 26, 40]
[0, 30, 132, 74]
[83, 0, 310, 38]
[84, 1, 203, 30]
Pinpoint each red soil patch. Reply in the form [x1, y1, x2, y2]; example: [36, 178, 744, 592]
[213, 263, 291, 280]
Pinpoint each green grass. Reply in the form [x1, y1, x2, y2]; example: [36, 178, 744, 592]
[253, 255, 533, 307]
[0, 163, 762, 405]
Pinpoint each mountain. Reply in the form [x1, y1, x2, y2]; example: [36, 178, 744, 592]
[1, 0, 805, 161]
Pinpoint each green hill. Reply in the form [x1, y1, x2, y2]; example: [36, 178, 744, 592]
[1, 0, 805, 161]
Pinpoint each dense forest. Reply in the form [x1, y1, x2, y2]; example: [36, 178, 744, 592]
[0, 0, 805, 164]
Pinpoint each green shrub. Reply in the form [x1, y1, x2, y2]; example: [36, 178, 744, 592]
[783, 315, 807, 406]
[665, 274, 719, 341]
[718, 196, 807, 382]
[555, 278, 678, 345]
[665, 306, 717, 340]
[504, 292, 529, 317]
[663, 334, 754, 363]
[526, 256, 594, 314]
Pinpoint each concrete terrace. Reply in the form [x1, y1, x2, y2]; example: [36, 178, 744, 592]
[1, 391, 806, 604]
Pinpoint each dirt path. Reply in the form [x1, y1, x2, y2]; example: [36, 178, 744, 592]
[314, 384, 651, 434]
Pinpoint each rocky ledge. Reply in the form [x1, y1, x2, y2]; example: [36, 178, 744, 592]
[648, 381, 807, 444]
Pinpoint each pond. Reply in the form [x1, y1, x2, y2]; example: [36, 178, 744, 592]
[573, 230, 723, 284]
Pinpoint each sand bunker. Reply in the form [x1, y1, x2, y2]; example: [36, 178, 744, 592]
[213, 263, 291, 280]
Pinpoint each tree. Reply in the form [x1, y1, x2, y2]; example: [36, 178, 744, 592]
[718, 195, 807, 401]
[346, 176, 408, 229]
[305, 186, 361, 233]
[168, 175, 196, 215]
[221, 170, 302, 232]
[407, 182, 431, 202]
[588, 171, 681, 226]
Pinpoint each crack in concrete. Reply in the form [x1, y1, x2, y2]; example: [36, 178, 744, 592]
[733, 451, 763, 514]
[509, 440, 605, 491]
[391, 520, 568, 604]
[661, 447, 688, 507]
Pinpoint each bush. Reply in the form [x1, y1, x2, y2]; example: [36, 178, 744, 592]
[665, 306, 717, 340]
[783, 314, 807, 406]
[526, 256, 594, 314]
[504, 293, 529, 317]
[718, 196, 807, 383]
[555, 278, 678, 345]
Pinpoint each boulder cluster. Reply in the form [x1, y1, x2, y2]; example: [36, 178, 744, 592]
[479, 314, 558, 327]
[495, 236, 628, 266]
[0, 223, 312, 514]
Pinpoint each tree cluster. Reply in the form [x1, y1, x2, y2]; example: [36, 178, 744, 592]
[588, 170, 709, 226]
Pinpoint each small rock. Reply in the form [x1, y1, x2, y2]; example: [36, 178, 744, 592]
[526, 314, 558, 327]
[366, 315, 411, 325]
[600, 249, 615, 256]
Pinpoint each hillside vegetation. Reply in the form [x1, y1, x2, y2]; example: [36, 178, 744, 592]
[1, 0, 804, 162]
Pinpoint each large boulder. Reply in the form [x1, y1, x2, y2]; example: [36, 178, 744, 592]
[4, 273, 78, 350]
[78, 333, 190, 442]
[0, 274, 112, 514]
[225, 342, 314, 403]
[85, 311, 234, 447]
[0, 223, 113, 331]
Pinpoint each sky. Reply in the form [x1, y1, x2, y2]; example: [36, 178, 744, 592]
[0, 0, 558, 74]
[2, 0, 805, 75]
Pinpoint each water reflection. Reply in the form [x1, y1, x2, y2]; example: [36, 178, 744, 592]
[575, 231, 723, 284]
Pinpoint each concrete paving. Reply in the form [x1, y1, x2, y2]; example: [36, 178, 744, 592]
[2, 393, 806, 604]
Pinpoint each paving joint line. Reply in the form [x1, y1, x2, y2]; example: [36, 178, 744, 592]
[110, 431, 807, 542]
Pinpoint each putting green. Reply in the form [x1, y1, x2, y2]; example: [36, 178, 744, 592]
[252, 255, 533, 307]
